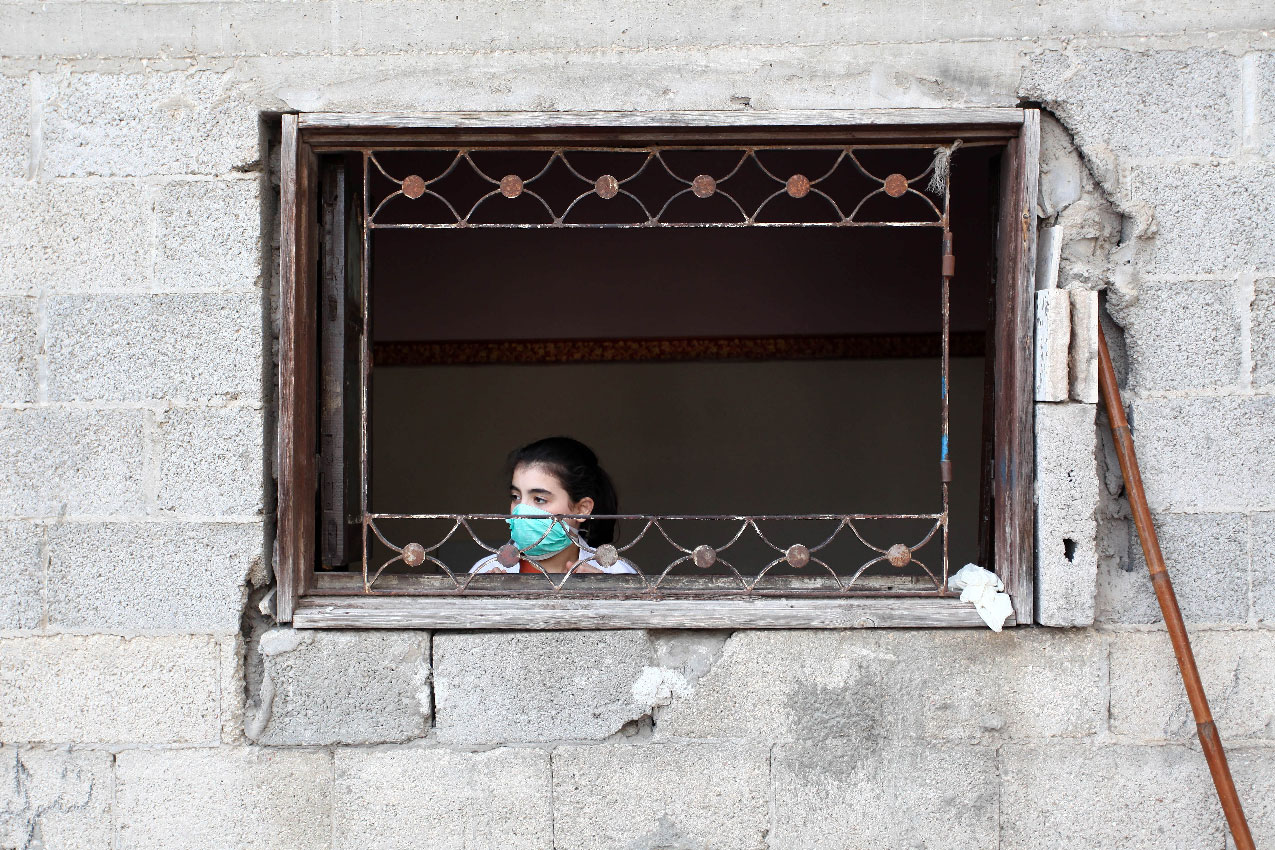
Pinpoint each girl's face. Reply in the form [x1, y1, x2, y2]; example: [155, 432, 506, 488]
[509, 463, 594, 525]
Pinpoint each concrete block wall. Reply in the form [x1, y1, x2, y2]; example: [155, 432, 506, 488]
[0, 2, 1273, 848]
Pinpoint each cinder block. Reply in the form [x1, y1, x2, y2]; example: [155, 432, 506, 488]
[40, 71, 258, 177]
[0, 635, 219, 744]
[771, 742, 998, 850]
[656, 630, 1105, 742]
[433, 630, 654, 743]
[0, 295, 38, 403]
[1250, 512, 1275, 624]
[46, 294, 262, 403]
[1110, 631, 1275, 742]
[0, 76, 26, 178]
[1069, 289, 1099, 402]
[0, 181, 152, 293]
[1020, 49, 1240, 158]
[0, 407, 145, 517]
[154, 178, 262, 292]
[1000, 744, 1223, 849]
[1255, 277, 1275, 389]
[219, 633, 246, 745]
[46, 521, 262, 632]
[335, 747, 551, 850]
[248, 629, 430, 746]
[0, 3, 331, 62]
[0, 521, 43, 630]
[552, 743, 769, 850]
[1036, 289, 1071, 401]
[1117, 279, 1243, 392]
[115, 748, 331, 850]
[1133, 161, 1275, 276]
[1229, 748, 1275, 848]
[0, 746, 113, 850]
[1098, 512, 1248, 625]
[1035, 402, 1099, 626]
[1130, 396, 1275, 512]
[1259, 52, 1275, 156]
[153, 406, 264, 516]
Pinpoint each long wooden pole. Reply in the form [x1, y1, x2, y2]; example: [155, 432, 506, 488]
[1097, 324, 1254, 850]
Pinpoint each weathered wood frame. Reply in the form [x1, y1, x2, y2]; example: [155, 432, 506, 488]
[276, 108, 1038, 629]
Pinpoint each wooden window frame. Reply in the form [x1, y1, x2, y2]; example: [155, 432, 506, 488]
[276, 109, 1038, 629]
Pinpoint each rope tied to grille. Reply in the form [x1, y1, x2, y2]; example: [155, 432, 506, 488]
[927, 139, 963, 195]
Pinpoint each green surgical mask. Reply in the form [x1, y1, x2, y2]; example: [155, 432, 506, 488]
[507, 503, 576, 557]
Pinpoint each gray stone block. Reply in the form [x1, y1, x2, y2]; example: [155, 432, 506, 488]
[248, 629, 430, 746]
[0, 746, 113, 850]
[46, 294, 262, 403]
[0, 181, 152, 294]
[1250, 512, 1275, 624]
[433, 630, 654, 743]
[771, 742, 998, 850]
[1111, 631, 1275, 742]
[0, 635, 219, 744]
[1021, 48, 1240, 158]
[1035, 402, 1099, 626]
[1255, 277, 1275, 389]
[0, 407, 145, 517]
[153, 406, 263, 516]
[1001, 744, 1223, 849]
[656, 630, 1105, 742]
[1130, 396, 1275, 513]
[1229, 748, 1275, 849]
[0, 295, 38, 404]
[1258, 52, 1275, 157]
[0, 76, 27, 178]
[154, 178, 262, 292]
[46, 521, 262, 632]
[0, 521, 43, 630]
[116, 748, 331, 850]
[1133, 161, 1275, 276]
[335, 747, 552, 850]
[1117, 279, 1244, 392]
[40, 71, 258, 177]
[1098, 511, 1248, 624]
[553, 743, 769, 850]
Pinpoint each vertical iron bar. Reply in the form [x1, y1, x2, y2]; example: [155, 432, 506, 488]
[361, 150, 372, 592]
[940, 165, 954, 592]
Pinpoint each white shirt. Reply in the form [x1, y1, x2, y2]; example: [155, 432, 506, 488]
[469, 539, 638, 574]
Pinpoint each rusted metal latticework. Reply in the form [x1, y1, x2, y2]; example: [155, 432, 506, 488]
[355, 141, 961, 598]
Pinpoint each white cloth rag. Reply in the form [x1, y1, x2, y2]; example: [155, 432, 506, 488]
[948, 564, 1014, 631]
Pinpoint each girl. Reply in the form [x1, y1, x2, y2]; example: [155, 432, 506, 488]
[471, 436, 637, 575]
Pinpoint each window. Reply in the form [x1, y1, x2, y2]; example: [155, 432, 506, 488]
[276, 110, 1038, 628]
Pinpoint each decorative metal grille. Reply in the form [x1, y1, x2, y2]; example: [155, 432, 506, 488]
[353, 140, 963, 598]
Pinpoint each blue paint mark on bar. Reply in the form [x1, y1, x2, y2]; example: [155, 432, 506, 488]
[941, 433, 950, 461]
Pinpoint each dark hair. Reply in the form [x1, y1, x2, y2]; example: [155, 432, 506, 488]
[508, 436, 618, 546]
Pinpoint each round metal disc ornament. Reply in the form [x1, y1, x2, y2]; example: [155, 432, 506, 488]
[401, 175, 426, 199]
[786, 174, 811, 198]
[785, 544, 811, 568]
[401, 542, 425, 567]
[691, 174, 717, 198]
[594, 543, 619, 567]
[883, 173, 909, 198]
[499, 174, 524, 198]
[886, 543, 912, 568]
[595, 174, 619, 199]
[692, 545, 717, 569]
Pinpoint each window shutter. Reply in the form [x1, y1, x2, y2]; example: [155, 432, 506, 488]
[318, 161, 363, 570]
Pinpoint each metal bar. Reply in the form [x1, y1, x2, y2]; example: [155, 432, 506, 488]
[1097, 325, 1255, 850]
